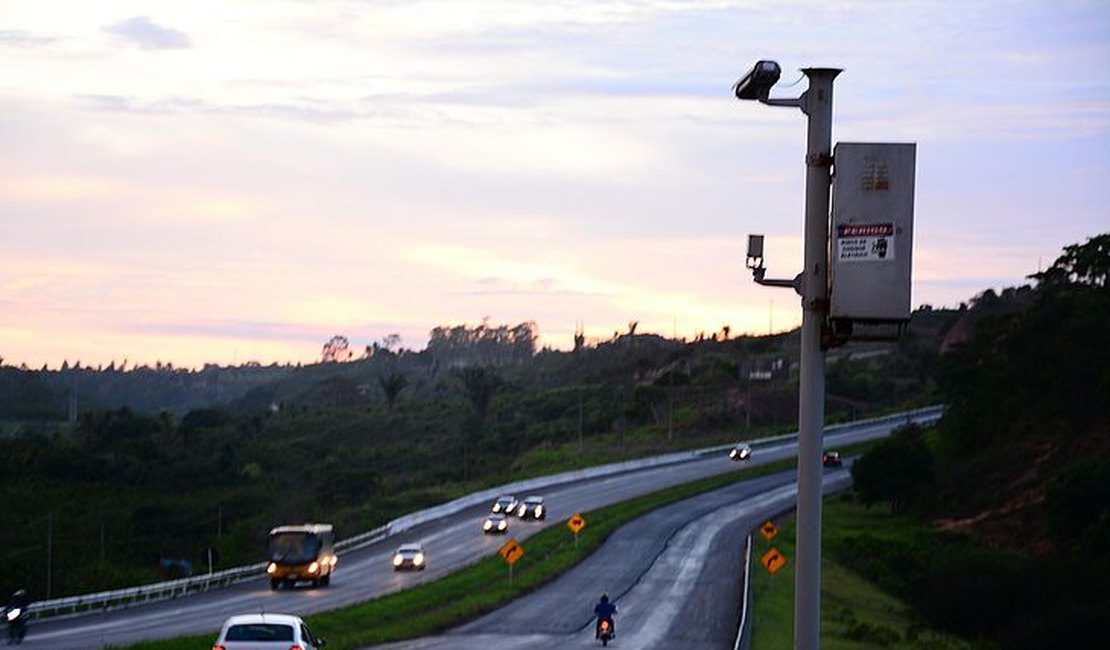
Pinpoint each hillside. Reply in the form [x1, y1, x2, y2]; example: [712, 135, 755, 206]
[847, 233, 1110, 649]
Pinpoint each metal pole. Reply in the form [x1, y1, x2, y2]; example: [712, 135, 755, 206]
[794, 67, 839, 650]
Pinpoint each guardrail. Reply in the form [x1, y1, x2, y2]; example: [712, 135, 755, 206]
[26, 405, 943, 621]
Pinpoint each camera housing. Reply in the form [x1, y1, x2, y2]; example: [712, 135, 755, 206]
[734, 60, 782, 101]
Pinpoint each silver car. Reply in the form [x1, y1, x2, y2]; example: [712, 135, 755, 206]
[392, 542, 427, 571]
[729, 443, 752, 461]
[491, 495, 519, 514]
[213, 613, 325, 650]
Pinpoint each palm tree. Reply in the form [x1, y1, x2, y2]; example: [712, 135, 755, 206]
[456, 366, 503, 422]
[378, 372, 408, 412]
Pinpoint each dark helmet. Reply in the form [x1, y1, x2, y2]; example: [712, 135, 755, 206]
[600, 594, 609, 603]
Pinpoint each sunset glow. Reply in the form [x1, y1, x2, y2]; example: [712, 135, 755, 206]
[3, 1, 1108, 368]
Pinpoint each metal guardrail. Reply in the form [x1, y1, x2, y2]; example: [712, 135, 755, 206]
[26, 405, 943, 621]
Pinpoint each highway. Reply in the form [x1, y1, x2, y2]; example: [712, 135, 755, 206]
[23, 413, 925, 649]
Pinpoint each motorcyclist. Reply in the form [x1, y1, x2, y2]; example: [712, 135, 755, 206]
[6, 589, 29, 644]
[593, 593, 616, 639]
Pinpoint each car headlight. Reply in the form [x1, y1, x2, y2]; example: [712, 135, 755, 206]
[267, 562, 277, 574]
[492, 504, 501, 512]
[518, 505, 526, 516]
[498, 521, 507, 530]
[308, 562, 319, 573]
[393, 555, 403, 566]
[483, 520, 492, 530]
[413, 553, 425, 565]
[535, 506, 544, 516]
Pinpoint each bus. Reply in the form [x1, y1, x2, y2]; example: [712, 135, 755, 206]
[266, 524, 337, 589]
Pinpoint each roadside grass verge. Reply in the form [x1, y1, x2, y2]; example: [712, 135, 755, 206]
[751, 495, 982, 650]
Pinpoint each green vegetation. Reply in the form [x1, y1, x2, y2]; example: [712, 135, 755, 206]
[752, 497, 981, 650]
[811, 234, 1110, 649]
[850, 424, 933, 512]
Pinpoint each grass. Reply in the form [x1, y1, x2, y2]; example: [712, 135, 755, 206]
[751, 495, 982, 650]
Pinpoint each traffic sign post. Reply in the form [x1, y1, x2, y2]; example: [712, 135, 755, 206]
[498, 539, 524, 585]
[760, 547, 787, 575]
[759, 520, 778, 542]
[567, 514, 586, 547]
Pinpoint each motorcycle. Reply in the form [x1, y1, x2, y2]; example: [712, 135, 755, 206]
[5, 606, 27, 645]
[597, 618, 614, 646]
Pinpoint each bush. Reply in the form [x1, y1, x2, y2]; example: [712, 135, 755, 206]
[851, 424, 934, 511]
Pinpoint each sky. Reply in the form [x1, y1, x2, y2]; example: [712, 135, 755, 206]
[2, 0, 1108, 369]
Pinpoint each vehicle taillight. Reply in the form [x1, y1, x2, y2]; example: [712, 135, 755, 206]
[289, 646, 304, 650]
[601, 620, 610, 631]
[212, 645, 226, 650]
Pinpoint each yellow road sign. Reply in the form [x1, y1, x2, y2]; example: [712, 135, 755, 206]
[759, 520, 778, 541]
[567, 514, 586, 534]
[760, 547, 787, 575]
[498, 538, 525, 566]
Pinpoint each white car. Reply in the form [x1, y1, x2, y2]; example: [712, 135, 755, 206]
[728, 443, 752, 461]
[392, 542, 427, 571]
[212, 613, 325, 650]
[491, 495, 519, 514]
[483, 513, 509, 534]
[516, 495, 546, 520]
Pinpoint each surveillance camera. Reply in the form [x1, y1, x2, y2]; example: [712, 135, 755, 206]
[746, 234, 765, 269]
[734, 60, 781, 101]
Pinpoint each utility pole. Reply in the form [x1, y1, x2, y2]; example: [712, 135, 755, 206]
[737, 62, 840, 650]
[794, 68, 839, 650]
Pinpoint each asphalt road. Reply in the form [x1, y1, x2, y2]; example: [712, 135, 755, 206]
[22, 415, 908, 649]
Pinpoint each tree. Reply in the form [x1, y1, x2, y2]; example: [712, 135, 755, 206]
[378, 372, 408, 412]
[1028, 232, 1109, 289]
[322, 335, 352, 363]
[456, 366, 504, 421]
[851, 424, 934, 512]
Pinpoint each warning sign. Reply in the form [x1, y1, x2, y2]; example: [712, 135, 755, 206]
[836, 222, 895, 263]
[567, 514, 586, 534]
[760, 547, 787, 575]
[498, 539, 524, 566]
[759, 520, 778, 541]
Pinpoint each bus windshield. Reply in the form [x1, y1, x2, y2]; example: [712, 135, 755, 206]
[268, 532, 322, 565]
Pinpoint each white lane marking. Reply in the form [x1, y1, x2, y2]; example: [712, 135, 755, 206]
[734, 534, 752, 650]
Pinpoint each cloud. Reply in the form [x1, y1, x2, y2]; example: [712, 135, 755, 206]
[0, 29, 57, 48]
[104, 16, 191, 50]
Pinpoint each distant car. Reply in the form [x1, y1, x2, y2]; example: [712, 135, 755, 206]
[491, 495, 519, 514]
[392, 543, 426, 571]
[728, 443, 753, 461]
[822, 450, 842, 467]
[516, 496, 546, 520]
[482, 513, 509, 534]
[212, 613, 325, 650]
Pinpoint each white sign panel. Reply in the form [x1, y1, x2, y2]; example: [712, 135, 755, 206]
[836, 223, 895, 263]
